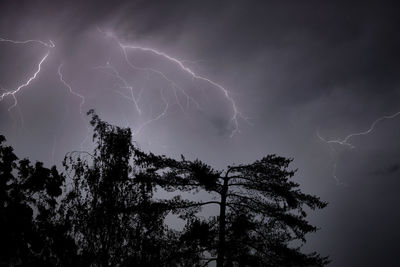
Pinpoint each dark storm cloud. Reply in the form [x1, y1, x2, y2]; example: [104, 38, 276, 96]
[1, 1, 400, 266]
[372, 161, 400, 175]
[380, 163, 400, 175]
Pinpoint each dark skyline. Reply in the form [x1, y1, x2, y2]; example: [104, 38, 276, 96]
[1, 1, 400, 266]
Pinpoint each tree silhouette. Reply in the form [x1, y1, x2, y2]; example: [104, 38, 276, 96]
[0, 135, 73, 266]
[61, 110, 181, 266]
[0, 111, 329, 266]
[136, 151, 330, 266]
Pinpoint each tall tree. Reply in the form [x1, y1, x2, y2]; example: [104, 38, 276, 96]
[215, 156, 329, 266]
[137, 153, 329, 266]
[61, 110, 189, 266]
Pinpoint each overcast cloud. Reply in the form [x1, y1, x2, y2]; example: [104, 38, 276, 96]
[1, 1, 400, 266]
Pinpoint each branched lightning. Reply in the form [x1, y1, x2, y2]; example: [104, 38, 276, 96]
[94, 62, 170, 135]
[119, 42, 244, 136]
[318, 110, 400, 184]
[94, 62, 142, 115]
[0, 37, 54, 128]
[97, 28, 248, 137]
[0, 53, 49, 112]
[119, 43, 199, 115]
[1, 30, 250, 164]
[317, 111, 400, 148]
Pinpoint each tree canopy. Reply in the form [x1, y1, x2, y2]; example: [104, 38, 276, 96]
[0, 111, 329, 266]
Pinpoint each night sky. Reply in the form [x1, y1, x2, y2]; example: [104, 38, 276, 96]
[1, 1, 400, 266]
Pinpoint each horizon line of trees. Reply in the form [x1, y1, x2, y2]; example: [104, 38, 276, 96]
[0, 110, 329, 266]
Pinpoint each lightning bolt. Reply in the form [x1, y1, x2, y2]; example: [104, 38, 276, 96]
[2, 30, 250, 163]
[94, 62, 142, 115]
[318, 110, 400, 184]
[119, 43, 243, 136]
[119, 43, 199, 116]
[57, 64, 86, 120]
[57, 64, 90, 150]
[0, 37, 54, 128]
[318, 111, 400, 148]
[134, 87, 169, 136]
[98, 28, 248, 137]
[0, 53, 49, 111]
[94, 62, 171, 136]
[0, 37, 55, 48]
